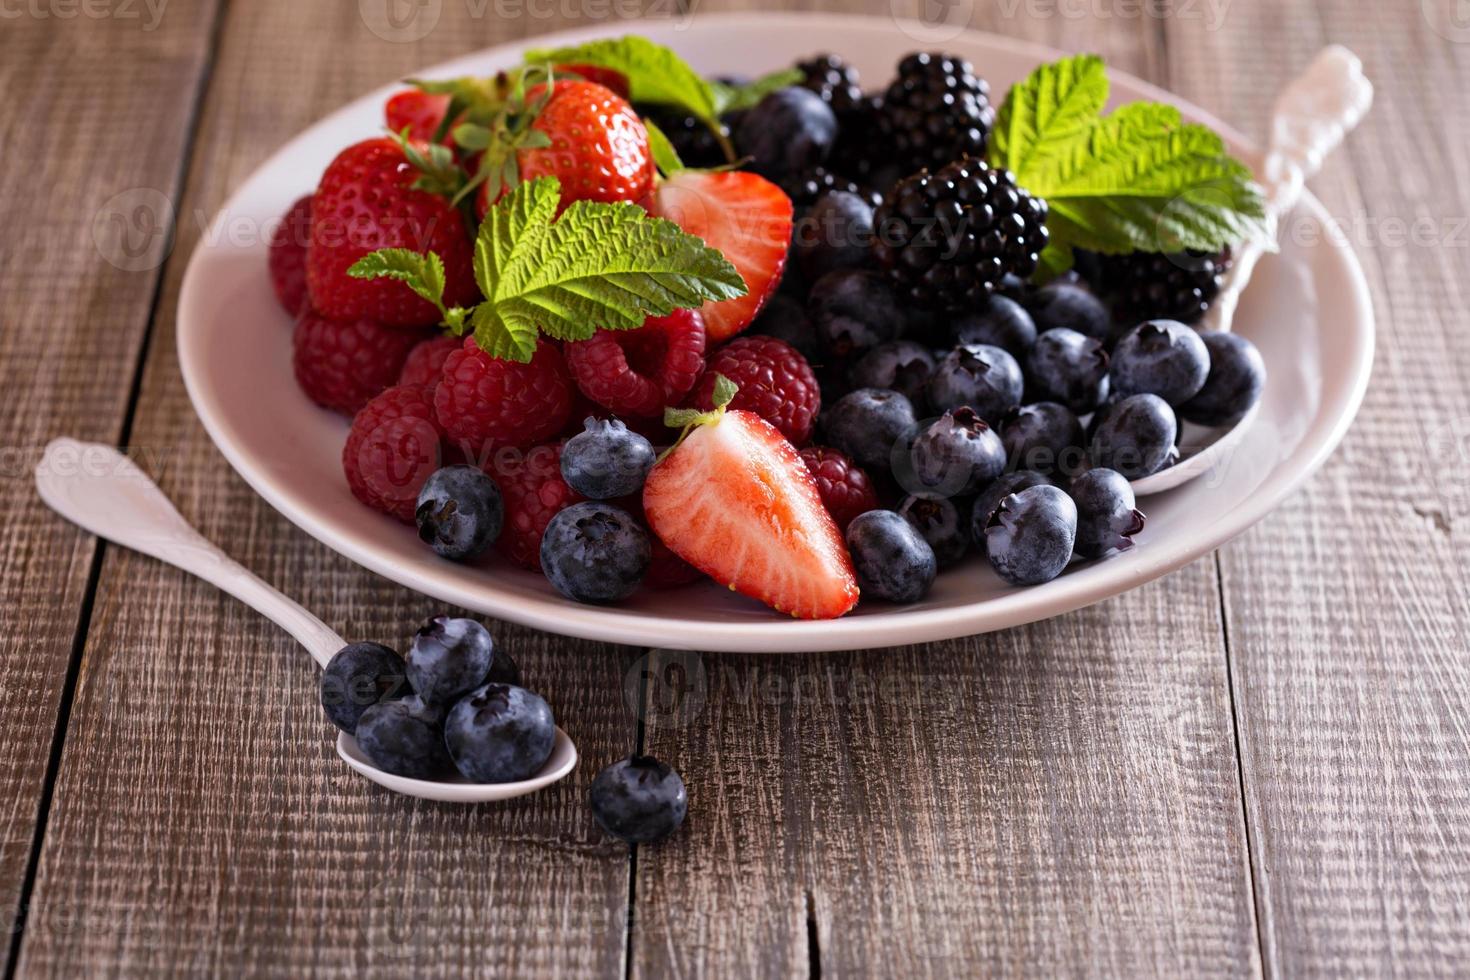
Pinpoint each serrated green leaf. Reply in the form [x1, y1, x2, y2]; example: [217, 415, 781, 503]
[710, 67, 805, 113]
[525, 36, 721, 123]
[991, 54, 1109, 181]
[347, 248, 445, 308]
[643, 119, 684, 176]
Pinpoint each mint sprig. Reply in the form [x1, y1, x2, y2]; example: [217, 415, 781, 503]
[989, 54, 1272, 274]
[349, 177, 746, 363]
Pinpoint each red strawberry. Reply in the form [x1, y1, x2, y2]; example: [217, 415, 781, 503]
[564, 309, 707, 418]
[479, 81, 654, 216]
[435, 337, 573, 460]
[385, 90, 452, 143]
[487, 442, 582, 570]
[293, 310, 423, 415]
[307, 138, 478, 328]
[268, 195, 313, 317]
[643, 408, 858, 619]
[555, 64, 630, 99]
[342, 384, 446, 523]
[648, 171, 793, 342]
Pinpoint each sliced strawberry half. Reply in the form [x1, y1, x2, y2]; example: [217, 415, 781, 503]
[648, 171, 793, 343]
[643, 402, 858, 620]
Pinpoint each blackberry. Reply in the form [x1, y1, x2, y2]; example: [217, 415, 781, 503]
[877, 52, 995, 175]
[873, 159, 1048, 310]
[779, 166, 882, 210]
[633, 103, 726, 168]
[796, 54, 865, 114]
[1101, 247, 1234, 325]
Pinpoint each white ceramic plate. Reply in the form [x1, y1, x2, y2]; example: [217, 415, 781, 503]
[178, 12, 1374, 653]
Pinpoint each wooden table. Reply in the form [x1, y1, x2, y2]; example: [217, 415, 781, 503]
[3, 0, 1467, 974]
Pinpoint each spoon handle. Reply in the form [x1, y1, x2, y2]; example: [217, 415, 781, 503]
[35, 438, 345, 668]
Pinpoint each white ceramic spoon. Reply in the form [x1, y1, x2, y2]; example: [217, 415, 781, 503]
[34, 438, 577, 804]
[1130, 45, 1373, 497]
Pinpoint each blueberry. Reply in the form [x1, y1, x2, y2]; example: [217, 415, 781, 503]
[795, 191, 875, 283]
[735, 87, 837, 179]
[750, 293, 821, 362]
[1001, 402, 1086, 477]
[898, 495, 971, 568]
[320, 642, 410, 733]
[589, 755, 688, 843]
[540, 502, 650, 604]
[1069, 468, 1147, 559]
[354, 696, 453, 780]
[808, 269, 904, 359]
[1026, 328, 1110, 414]
[971, 470, 1056, 550]
[560, 418, 656, 500]
[983, 484, 1078, 586]
[845, 509, 937, 603]
[415, 465, 503, 561]
[1089, 393, 1178, 479]
[954, 294, 1038, 359]
[1179, 332, 1266, 426]
[823, 387, 918, 472]
[406, 616, 495, 707]
[907, 407, 1006, 498]
[848, 341, 935, 404]
[1109, 320, 1211, 405]
[926, 343, 1024, 423]
[444, 683, 556, 783]
[1025, 281, 1111, 339]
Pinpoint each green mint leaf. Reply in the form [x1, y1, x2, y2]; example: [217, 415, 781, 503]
[710, 68, 804, 113]
[710, 374, 738, 409]
[643, 119, 684, 175]
[467, 176, 747, 362]
[991, 55, 1109, 181]
[525, 36, 719, 121]
[347, 248, 446, 310]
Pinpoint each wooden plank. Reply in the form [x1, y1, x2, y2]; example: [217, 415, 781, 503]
[1164, 1, 1470, 974]
[13, 3, 642, 976]
[0, 2, 222, 969]
[631, 4, 1260, 976]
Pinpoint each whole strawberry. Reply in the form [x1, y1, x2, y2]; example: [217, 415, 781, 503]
[385, 90, 452, 143]
[268, 195, 313, 317]
[342, 384, 446, 523]
[435, 337, 574, 461]
[308, 138, 478, 328]
[293, 310, 423, 415]
[686, 335, 820, 445]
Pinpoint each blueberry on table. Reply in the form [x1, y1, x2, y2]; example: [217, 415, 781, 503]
[795, 190, 876, 283]
[1025, 328, 1111, 414]
[1109, 320, 1211, 405]
[355, 696, 454, 780]
[320, 642, 409, 734]
[908, 407, 1006, 498]
[1179, 332, 1266, 427]
[954, 294, 1038, 359]
[735, 87, 837, 180]
[971, 470, 1057, 555]
[540, 502, 651, 605]
[808, 269, 904, 359]
[846, 509, 938, 604]
[560, 418, 656, 500]
[589, 755, 689, 844]
[1089, 393, 1179, 479]
[1025, 281, 1111, 340]
[1001, 402, 1086, 477]
[444, 683, 556, 783]
[1069, 468, 1147, 559]
[415, 465, 503, 561]
[984, 484, 1078, 586]
[406, 616, 495, 707]
[898, 495, 971, 569]
[822, 387, 918, 473]
[848, 341, 935, 405]
[926, 343, 1024, 424]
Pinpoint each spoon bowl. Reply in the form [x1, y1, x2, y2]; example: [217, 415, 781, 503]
[337, 727, 578, 803]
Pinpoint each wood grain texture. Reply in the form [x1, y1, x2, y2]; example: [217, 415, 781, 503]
[0, 2, 221, 969]
[629, 4, 1259, 977]
[13, 2, 648, 975]
[1164, 1, 1470, 975]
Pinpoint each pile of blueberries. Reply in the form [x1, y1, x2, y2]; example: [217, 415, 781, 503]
[321, 616, 686, 843]
[794, 277, 1267, 603]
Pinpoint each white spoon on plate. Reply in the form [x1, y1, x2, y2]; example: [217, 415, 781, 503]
[1130, 45, 1372, 496]
[34, 438, 576, 804]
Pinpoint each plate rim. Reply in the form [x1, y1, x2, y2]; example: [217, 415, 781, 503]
[178, 12, 1375, 653]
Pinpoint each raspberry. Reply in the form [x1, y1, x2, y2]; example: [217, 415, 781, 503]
[293, 310, 422, 415]
[565, 310, 707, 418]
[268, 195, 313, 316]
[342, 385, 446, 523]
[398, 335, 460, 389]
[435, 338, 574, 462]
[799, 446, 879, 531]
[687, 336, 820, 445]
[486, 443, 583, 570]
